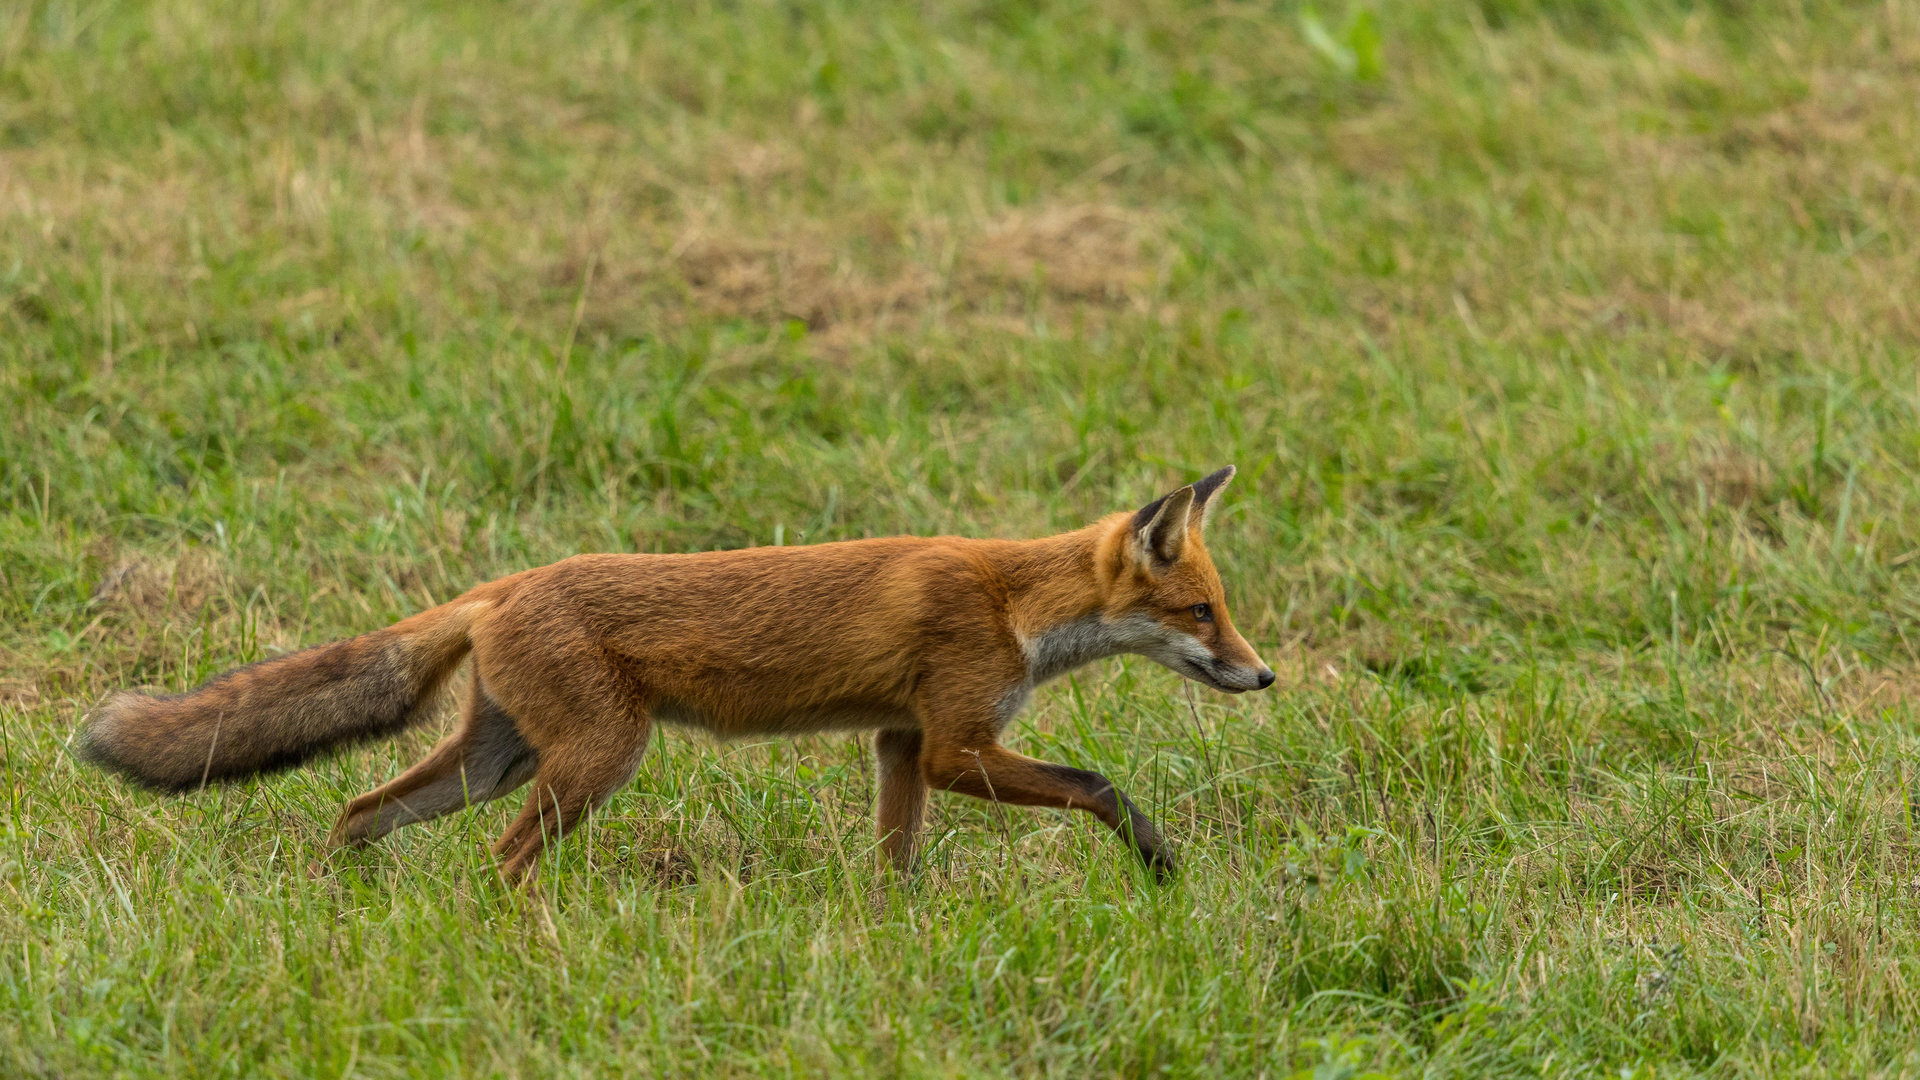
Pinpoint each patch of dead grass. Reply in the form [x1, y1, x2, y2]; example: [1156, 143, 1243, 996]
[957, 203, 1163, 304]
[672, 229, 931, 330]
[1677, 441, 1771, 509]
[637, 201, 1167, 345]
[0, 678, 40, 708]
[90, 550, 226, 621]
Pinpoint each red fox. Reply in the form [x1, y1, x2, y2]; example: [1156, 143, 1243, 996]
[79, 466, 1272, 881]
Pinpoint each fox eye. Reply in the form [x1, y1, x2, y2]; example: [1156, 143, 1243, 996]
[1191, 603, 1213, 623]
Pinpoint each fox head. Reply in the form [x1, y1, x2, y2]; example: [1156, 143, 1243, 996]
[1102, 465, 1274, 694]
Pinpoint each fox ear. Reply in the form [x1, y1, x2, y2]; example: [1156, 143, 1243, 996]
[1189, 465, 1236, 528]
[1132, 485, 1196, 571]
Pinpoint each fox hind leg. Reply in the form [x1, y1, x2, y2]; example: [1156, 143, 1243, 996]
[491, 721, 652, 884]
[328, 677, 536, 848]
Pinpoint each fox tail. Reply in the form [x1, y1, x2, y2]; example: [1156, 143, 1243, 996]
[77, 597, 495, 792]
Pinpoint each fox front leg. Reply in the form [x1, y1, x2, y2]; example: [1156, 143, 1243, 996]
[874, 728, 928, 870]
[914, 687, 1174, 877]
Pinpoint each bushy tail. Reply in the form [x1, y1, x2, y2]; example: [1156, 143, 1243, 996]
[78, 598, 496, 792]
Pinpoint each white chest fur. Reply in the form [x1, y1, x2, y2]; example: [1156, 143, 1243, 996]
[995, 614, 1164, 728]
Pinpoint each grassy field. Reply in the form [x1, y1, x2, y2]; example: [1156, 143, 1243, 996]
[4, 0, 1920, 1074]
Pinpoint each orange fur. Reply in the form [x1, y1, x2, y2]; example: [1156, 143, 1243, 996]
[81, 467, 1272, 882]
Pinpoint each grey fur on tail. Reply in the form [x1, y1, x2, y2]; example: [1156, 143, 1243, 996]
[79, 626, 464, 793]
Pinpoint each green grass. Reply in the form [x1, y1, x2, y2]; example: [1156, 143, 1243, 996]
[4, 0, 1920, 1074]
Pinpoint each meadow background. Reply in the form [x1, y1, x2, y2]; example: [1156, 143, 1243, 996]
[4, 0, 1920, 1075]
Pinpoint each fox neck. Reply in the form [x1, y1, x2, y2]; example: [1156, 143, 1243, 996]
[1000, 514, 1146, 685]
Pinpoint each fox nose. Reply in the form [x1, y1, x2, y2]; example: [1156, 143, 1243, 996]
[1255, 668, 1275, 690]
